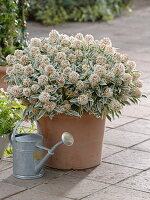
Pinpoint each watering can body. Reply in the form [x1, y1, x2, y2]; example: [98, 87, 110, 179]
[13, 132, 44, 179]
[12, 121, 45, 179]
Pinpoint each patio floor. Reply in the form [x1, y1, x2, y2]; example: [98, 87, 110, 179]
[0, 0, 150, 199]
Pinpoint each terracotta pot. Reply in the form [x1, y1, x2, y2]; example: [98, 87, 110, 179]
[39, 113, 105, 170]
[0, 66, 7, 90]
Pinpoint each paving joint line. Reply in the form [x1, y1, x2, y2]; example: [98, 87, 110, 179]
[104, 137, 150, 150]
[1, 188, 27, 200]
[102, 161, 145, 170]
[0, 166, 13, 173]
[115, 184, 150, 194]
[106, 118, 139, 129]
[129, 138, 150, 148]
[102, 149, 126, 159]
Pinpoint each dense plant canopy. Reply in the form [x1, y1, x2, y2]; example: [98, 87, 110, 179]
[6, 30, 142, 121]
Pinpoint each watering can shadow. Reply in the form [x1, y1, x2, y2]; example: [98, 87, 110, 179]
[11, 120, 74, 179]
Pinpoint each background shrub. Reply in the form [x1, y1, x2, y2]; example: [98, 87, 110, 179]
[29, 0, 131, 25]
[0, 0, 29, 66]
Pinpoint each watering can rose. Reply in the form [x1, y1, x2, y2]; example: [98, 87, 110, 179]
[6, 30, 143, 121]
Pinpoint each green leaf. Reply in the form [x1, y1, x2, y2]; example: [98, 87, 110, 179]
[50, 96, 57, 101]
[142, 95, 147, 98]
[30, 95, 39, 99]
[130, 98, 138, 104]
[100, 82, 107, 86]
[23, 105, 33, 118]
[106, 115, 112, 121]
[54, 107, 62, 113]
[69, 98, 78, 104]
[34, 101, 42, 108]
[111, 111, 115, 120]
[22, 109, 27, 118]
[95, 88, 102, 97]
[97, 102, 101, 113]
[66, 110, 80, 117]
[36, 110, 46, 120]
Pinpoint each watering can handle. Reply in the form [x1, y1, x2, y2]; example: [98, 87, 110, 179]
[12, 120, 42, 141]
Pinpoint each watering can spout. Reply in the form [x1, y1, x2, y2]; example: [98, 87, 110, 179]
[35, 141, 62, 173]
[35, 132, 74, 174]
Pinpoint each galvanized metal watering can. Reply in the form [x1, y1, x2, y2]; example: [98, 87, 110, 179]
[11, 120, 74, 179]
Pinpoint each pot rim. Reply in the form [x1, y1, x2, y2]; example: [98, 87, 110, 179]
[40, 112, 105, 121]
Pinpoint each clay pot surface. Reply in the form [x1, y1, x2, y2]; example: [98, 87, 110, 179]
[39, 113, 105, 170]
[0, 66, 7, 90]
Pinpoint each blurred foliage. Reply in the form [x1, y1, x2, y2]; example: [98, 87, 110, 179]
[0, 90, 25, 136]
[29, 0, 131, 25]
[4, 145, 13, 157]
[0, 0, 29, 66]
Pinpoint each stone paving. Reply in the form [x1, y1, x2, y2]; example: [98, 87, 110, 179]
[1, 0, 150, 199]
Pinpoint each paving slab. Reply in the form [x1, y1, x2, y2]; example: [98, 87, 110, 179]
[138, 95, 150, 107]
[127, 52, 150, 64]
[117, 119, 150, 135]
[141, 80, 150, 95]
[121, 105, 150, 118]
[105, 127, 111, 132]
[118, 169, 150, 193]
[0, 168, 13, 182]
[132, 139, 150, 153]
[102, 144, 124, 158]
[67, 162, 141, 184]
[104, 129, 150, 148]
[4, 189, 70, 200]
[103, 149, 150, 170]
[0, 160, 13, 172]
[144, 115, 150, 120]
[136, 64, 150, 75]
[3, 168, 70, 189]
[83, 185, 150, 200]
[106, 116, 136, 128]
[0, 182, 26, 199]
[33, 175, 109, 199]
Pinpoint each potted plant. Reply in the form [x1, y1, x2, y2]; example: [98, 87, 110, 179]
[0, 89, 24, 159]
[5, 30, 143, 169]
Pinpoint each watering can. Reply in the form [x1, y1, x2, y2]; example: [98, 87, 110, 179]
[11, 120, 74, 179]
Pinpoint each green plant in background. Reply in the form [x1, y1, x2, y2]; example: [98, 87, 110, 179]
[28, 0, 131, 25]
[0, 89, 25, 136]
[0, 0, 29, 66]
[29, 0, 68, 25]
[17, 0, 29, 47]
[4, 145, 13, 157]
[0, 0, 17, 66]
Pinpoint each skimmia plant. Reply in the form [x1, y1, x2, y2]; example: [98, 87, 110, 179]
[5, 30, 143, 121]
